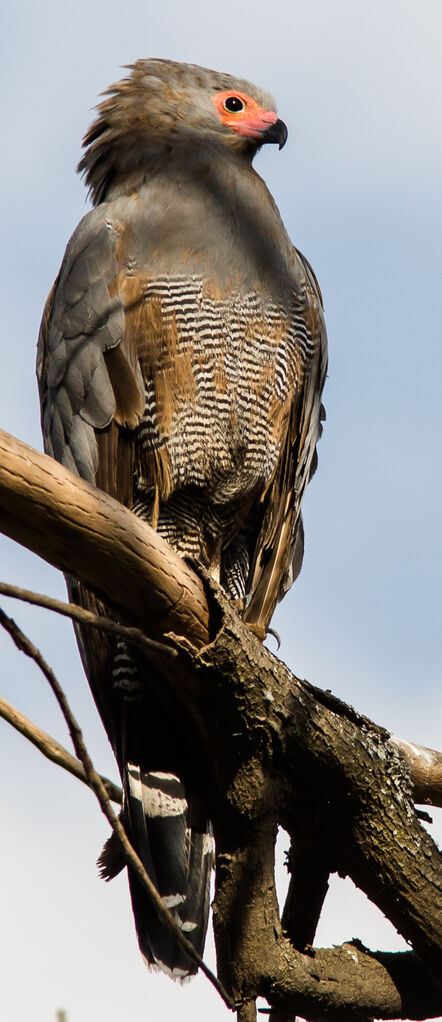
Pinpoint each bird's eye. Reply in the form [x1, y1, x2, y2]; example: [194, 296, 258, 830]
[223, 96, 244, 113]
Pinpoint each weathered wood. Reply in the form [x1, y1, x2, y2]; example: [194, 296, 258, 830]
[391, 735, 442, 807]
[156, 599, 442, 1011]
[1, 427, 442, 1020]
[264, 945, 442, 1021]
[280, 823, 330, 951]
[0, 429, 210, 646]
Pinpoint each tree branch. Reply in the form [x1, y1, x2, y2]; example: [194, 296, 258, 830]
[0, 606, 235, 1012]
[0, 429, 210, 646]
[0, 694, 122, 802]
[280, 824, 329, 951]
[261, 943, 442, 1021]
[0, 580, 177, 659]
[390, 735, 442, 808]
[1, 429, 440, 804]
[155, 598, 442, 1008]
[1, 427, 441, 1019]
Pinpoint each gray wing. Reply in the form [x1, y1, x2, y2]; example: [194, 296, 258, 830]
[37, 208, 213, 979]
[37, 206, 143, 487]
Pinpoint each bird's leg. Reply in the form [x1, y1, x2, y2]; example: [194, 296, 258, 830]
[244, 621, 267, 642]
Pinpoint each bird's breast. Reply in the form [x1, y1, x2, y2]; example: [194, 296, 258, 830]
[128, 273, 312, 504]
[115, 166, 295, 300]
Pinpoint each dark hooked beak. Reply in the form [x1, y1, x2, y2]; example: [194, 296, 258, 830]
[261, 118, 288, 150]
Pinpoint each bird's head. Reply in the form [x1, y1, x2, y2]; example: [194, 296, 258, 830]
[78, 59, 288, 204]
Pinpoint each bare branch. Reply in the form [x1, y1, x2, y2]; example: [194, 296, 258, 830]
[280, 826, 329, 951]
[391, 735, 442, 809]
[0, 429, 210, 646]
[0, 580, 177, 660]
[161, 598, 442, 1001]
[0, 694, 122, 803]
[261, 943, 442, 1021]
[0, 607, 235, 1012]
[1, 429, 441, 804]
[1, 429, 441, 1016]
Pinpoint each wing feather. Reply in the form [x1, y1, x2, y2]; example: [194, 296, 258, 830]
[37, 207, 144, 493]
[244, 247, 328, 635]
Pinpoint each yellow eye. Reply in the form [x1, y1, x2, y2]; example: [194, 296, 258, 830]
[223, 96, 244, 113]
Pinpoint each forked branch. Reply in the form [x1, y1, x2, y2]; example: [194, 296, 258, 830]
[1, 427, 441, 1021]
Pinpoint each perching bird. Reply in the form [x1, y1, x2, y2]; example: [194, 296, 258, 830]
[37, 59, 327, 977]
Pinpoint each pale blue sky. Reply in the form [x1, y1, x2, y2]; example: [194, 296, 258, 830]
[0, 2, 441, 1020]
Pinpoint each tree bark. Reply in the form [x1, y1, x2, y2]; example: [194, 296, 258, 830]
[152, 602, 442, 1009]
[391, 735, 442, 807]
[1, 428, 441, 1021]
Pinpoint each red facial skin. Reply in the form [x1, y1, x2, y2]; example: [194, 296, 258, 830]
[211, 90, 279, 141]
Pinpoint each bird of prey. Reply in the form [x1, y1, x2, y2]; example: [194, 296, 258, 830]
[37, 59, 327, 977]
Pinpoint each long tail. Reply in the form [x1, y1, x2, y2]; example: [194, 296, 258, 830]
[124, 765, 213, 977]
[80, 620, 213, 978]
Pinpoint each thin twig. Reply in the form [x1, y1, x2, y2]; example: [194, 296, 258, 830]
[0, 581, 177, 659]
[0, 607, 234, 1012]
[0, 694, 122, 803]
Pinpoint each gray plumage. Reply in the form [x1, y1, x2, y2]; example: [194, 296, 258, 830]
[37, 58, 327, 976]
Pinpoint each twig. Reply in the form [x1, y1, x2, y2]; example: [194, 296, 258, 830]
[0, 581, 176, 659]
[0, 694, 122, 803]
[0, 607, 235, 1012]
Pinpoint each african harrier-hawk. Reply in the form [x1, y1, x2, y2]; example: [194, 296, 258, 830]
[37, 59, 327, 976]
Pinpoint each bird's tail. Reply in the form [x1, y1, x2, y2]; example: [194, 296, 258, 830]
[123, 764, 213, 977]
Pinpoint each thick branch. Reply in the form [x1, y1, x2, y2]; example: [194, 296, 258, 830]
[391, 735, 442, 807]
[262, 943, 442, 1021]
[158, 604, 442, 1002]
[1, 430, 440, 806]
[280, 825, 329, 951]
[0, 429, 210, 646]
[1, 429, 441, 1018]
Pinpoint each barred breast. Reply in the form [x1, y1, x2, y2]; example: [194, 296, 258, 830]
[133, 275, 314, 499]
